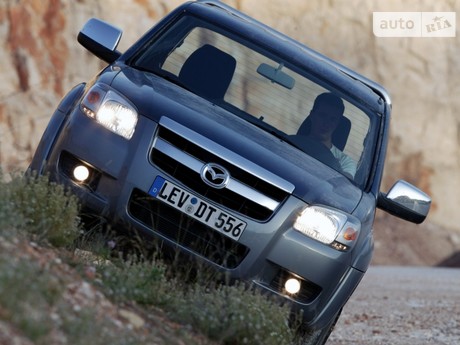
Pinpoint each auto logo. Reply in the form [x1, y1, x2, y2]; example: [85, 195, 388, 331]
[200, 163, 230, 189]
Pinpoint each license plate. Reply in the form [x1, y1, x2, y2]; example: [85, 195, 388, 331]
[148, 176, 246, 241]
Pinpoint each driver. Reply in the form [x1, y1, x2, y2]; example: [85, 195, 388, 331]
[306, 92, 357, 178]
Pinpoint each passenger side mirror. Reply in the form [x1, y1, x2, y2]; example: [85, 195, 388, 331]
[377, 180, 431, 224]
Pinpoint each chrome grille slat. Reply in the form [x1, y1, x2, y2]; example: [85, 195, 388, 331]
[155, 138, 204, 173]
[150, 117, 292, 221]
[159, 117, 295, 193]
[154, 138, 279, 211]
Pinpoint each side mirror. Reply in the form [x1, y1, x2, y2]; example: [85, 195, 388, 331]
[377, 180, 431, 224]
[77, 18, 122, 63]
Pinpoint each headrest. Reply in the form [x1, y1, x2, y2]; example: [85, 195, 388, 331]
[179, 44, 237, 100]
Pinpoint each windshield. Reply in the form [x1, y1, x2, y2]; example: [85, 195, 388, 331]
[131, 15, 379, 188]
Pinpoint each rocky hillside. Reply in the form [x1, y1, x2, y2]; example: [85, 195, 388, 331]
[1, 0, 459, 264]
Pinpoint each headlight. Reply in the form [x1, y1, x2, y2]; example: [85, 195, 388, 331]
[293, 206, 360, 250]
[81, 85, 138, 140]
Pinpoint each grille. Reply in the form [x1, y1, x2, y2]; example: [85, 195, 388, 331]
[151, 125, 290, 221]
[129, 189, 250, 269]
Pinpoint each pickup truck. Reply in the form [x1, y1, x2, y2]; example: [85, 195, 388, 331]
[29, 1, 431, 344]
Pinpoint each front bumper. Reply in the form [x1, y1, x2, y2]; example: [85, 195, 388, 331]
[41, 108, 364, 328]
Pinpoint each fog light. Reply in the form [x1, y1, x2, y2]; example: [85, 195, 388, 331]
[73, 165, 90, 182]
[285, 278, 301, 294]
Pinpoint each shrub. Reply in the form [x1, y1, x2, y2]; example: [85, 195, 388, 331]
[170, 282, 294, 345]
[0, 171, 81, 247]
[96, 254, 294, 345]
[96, 257, 176, 307]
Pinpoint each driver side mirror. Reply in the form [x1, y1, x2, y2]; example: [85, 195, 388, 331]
[377, 180, 431, 224]
[77, 18, 122, 63]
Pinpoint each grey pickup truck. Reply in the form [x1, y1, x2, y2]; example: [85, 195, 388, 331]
[29, 1, 431, 344]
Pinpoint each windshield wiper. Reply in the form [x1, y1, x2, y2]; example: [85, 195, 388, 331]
[243, 117, 300, 146]
[156, 71, 192, 91]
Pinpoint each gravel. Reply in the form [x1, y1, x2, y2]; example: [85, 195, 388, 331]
[328, 266, 460, 345]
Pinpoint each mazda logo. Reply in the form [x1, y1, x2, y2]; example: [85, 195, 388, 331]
[200, 163, 230, 189]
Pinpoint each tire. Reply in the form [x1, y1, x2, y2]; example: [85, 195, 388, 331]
[294, 308, 342, 345]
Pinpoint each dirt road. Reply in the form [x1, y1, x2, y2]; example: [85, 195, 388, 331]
[328, 266, 460, 345]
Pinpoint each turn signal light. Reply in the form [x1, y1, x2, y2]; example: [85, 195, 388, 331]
[343, 227, 358, 241]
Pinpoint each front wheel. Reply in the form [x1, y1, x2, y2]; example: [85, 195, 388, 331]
[294, 308, 342, 345]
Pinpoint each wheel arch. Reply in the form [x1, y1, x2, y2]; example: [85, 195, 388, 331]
[28, 83, 86, 174]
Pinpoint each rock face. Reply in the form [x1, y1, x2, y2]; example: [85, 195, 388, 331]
[0, 0, 458, 234]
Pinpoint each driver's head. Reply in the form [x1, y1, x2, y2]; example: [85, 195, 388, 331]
[309, 92, 345, 142]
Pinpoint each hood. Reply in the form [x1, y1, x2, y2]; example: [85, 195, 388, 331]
[110, 67, 363, 213]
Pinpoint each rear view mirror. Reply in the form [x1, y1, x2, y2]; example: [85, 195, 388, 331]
[257, 63, 295, 89]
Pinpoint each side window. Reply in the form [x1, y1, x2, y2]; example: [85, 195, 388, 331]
[342, 102, 370, 164]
